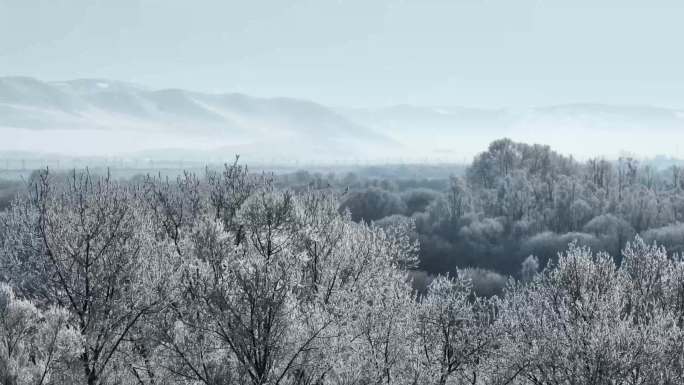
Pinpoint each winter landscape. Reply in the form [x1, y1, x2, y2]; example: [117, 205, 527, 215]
[2, 1, 684, 384]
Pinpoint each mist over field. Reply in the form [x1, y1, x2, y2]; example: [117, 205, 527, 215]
[3, 2, 684, 385]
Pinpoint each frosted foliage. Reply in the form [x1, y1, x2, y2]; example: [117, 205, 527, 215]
[0, 284, 83, 385]
[2, 164, 684, 384]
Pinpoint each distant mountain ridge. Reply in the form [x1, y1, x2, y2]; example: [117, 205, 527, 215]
[2, 76, 684, 160]
[341, 103, 684, 160]
[0, 76, 391, 160]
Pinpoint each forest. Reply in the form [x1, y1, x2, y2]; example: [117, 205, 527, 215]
[1, 139, 684, 384]
[278, 139, 684, 295]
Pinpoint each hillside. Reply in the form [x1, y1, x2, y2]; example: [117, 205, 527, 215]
[0, 76, 392, 160]
[4, 76, 684, 161]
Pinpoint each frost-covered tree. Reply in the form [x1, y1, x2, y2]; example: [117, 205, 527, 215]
[414, 275, 498, 385]
[0, 170, 177, 385]
[494, 241, 682, 385]
[145, 164, 419, 385]
[0, 284, 83, 385]
[519, 255, 538, 283]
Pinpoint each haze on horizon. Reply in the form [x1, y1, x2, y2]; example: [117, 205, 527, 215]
[1, 0, 684, 161]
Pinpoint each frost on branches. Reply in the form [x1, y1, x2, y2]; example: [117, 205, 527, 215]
[2, 164, 684, 384]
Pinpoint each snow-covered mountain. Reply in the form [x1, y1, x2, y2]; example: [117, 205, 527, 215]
[3, 76, 684, 162]
[0, 77, 392, 160]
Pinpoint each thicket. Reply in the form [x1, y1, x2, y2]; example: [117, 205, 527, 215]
[2, 162, 684, 384]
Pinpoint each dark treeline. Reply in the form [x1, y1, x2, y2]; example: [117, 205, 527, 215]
[275, 139, 684, 294]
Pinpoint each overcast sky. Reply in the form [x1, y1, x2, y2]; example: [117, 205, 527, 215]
[1, 0, 683, 108]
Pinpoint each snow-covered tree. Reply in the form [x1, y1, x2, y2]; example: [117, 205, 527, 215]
[494, 241, 682, 385]
[414, 275, 498, 385]
[0, 284, 83, 385]
[0, 170, 177, 385]
[145, 165, 419, 385]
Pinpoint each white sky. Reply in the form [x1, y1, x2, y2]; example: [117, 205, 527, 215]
[1, 0, 683, 108]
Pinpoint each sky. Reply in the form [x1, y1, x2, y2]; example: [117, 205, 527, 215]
[1, 0, 684, 108]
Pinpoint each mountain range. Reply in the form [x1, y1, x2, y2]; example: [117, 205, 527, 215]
[0, 76, 391, 161]
[2, 76, 684, 161]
